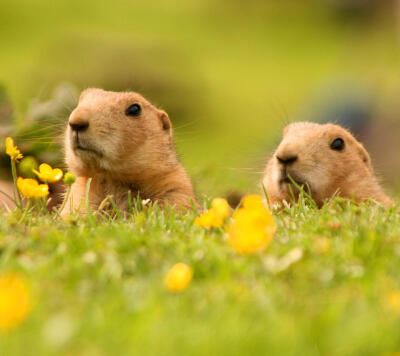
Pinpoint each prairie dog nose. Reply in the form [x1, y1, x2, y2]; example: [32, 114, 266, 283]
[69, 121, 89, 132]
[276, 154, 297, 165]
[69, 111, 89, 132]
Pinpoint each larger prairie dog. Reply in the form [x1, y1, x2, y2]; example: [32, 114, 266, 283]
[263, 122, 393, 207]
[62, 88, 196, 214]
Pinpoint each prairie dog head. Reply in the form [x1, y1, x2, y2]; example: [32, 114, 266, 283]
[65, 89, 175, 179]
[262, 122, 391, 207]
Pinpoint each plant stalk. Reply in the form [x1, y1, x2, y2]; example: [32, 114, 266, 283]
[10, 159, 22, 208]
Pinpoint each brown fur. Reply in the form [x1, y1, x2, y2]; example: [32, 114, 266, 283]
[61, 88, 196, 215]
[262, 122, 393, 207]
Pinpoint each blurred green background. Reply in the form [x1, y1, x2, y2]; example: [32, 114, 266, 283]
[1, 0, 400, 197]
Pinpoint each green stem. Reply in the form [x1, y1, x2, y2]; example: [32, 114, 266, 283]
[19, 199, 31, 223]
[127, 190, 133, 216]
[107, 195, 122, 220]
[10, 158, 22, 208]
[85, 178, 92, 213]
[0, 189, 16, 204]
[40, 197, 48, 215]
[58, 184, 71, 216]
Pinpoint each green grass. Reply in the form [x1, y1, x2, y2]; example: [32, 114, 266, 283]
[1, 198, 400, 355]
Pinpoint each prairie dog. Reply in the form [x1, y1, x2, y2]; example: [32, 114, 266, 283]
[62, 88, 196, 214]
[263, 122, 393, 207]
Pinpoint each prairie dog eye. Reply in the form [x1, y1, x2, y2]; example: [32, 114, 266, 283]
[125, 104, 141, 117]
[330, 138, 345, 151]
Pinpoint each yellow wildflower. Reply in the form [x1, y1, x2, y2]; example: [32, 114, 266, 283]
[17, 177, 49, 199]
[0, 273, 31, 330]
[227, 194, 275, 254]
[241, 194, 266, 210]
[195, 198, 231, 228]
[164, 263, 193, 292]
[5, 137, 23, 161]
[211, 198, 231, 219]
[195, 209, 224, 228]
[383, 290, 400, 314]
[32, 163, 63, 183]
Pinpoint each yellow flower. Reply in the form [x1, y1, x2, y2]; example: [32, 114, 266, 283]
[32, 163, 63, 183]
[5, 137, 23, 161]
[195, 209, 224, 228]
[383, 290, 400, 314]
[195, 198, 231, 228]
[17, 177, 49, 199]
[164, 263, 193, 292]
[241, 194, 265, 210]
[0, 273, 31, 330]
[227, 194, 275, 254]
[211, 198, 231, 219]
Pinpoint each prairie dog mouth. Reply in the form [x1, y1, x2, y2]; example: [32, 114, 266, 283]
[280, 177, 304, 186]
[71, 134, 101, 156]
[279, 171, 306, 188]
[75, 145, 99, 154]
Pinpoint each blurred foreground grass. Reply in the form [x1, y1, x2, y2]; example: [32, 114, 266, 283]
[0, 199, 400, 355]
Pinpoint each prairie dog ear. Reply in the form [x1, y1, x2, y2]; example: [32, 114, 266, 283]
[283, 125, 290, 137]
[158, 110, 172, 132]
[79, 88, 103, 102]
[357, 142, 372, 170]
[79, 90, 90, 102]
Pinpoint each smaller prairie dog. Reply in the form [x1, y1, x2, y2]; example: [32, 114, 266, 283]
[263, 122, 393, 207]
[62, 88, 196, 214]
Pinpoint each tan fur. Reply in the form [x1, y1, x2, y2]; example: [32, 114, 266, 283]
[262, 122, 393, 207]
[62, 88, 196, 215]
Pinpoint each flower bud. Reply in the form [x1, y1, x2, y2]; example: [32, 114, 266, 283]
[63, 172, 76, 185]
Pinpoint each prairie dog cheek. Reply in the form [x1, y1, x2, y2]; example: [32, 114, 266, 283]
[272, 165, 281, 189]
[263, 163, 282, 198]
[304, 169, 329, 193]
[100, 133, 124, 161]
